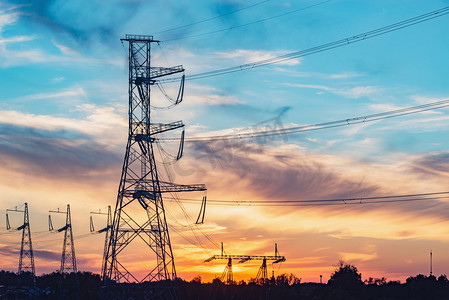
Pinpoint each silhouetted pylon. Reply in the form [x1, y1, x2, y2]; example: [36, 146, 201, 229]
[101, 34, 206, 300]
[49, 204, 80, 300]
[6, 203, 36, 287]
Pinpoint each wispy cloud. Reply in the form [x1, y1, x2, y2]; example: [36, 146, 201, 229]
[410, 152, 449, 178]
[0, 130, 121, 180]
[0, 8, 19, 31]
[0, 103, 127, 142]
[287, 83, 382, 99]
[0, 6, 124, 67]
[0, 35, 35, 44]
[185, 84, 244, 105]
[411, 95, 449, 105]
[14, 87, 87, 101]
[53, 42, 79, 56]
[214, 49, 301, 66]
[273, 67, 362, 79]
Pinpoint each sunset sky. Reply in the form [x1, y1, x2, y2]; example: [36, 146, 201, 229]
[1, 0, 449, 283]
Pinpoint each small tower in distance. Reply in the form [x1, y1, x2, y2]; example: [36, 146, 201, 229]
[6, 203, 36, 286]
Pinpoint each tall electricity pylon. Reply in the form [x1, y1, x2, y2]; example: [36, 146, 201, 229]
[6, 203, 36, 286]
[101, 34, 206, 299]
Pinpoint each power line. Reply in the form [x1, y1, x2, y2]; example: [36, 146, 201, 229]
[158, 98, 449, 142]
[162, 0, 331, 42]
[159, 6, 449, 82]
[165, 191, 449, 207]
[154, 0, 272, 35]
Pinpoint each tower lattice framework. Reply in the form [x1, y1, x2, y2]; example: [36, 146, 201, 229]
[60, 204, 77, 274]
[19, 203, 36, 277]
[6, 203, 36, 284]
[101, 35, 205, 298]
[49, 204, 80, 300]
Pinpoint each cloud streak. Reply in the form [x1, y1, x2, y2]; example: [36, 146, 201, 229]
[214, 49, 301, 66]
[287, 83, 382, 99]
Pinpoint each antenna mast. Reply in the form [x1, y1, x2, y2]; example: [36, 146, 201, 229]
[430, 249, 433, 276]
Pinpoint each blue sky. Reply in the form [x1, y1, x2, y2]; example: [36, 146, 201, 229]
[1, 0, 449, 282]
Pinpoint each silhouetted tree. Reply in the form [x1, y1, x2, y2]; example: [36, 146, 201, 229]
[190, 275, 201, 284]
[275, 273, 300, 286]
[365, 276, 387, 286]
[321, 259, 364, 300]
[437, 274, 448, 283]
[0, 270, 17, 287]
[404, 274, 447, 300]
[328, 259, 362, 287]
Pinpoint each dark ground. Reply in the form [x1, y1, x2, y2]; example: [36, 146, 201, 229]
[1, 263, 449, 300]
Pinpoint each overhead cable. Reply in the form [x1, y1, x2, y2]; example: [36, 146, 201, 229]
[158, 98, 449, 142]
[159, 6, 449, 82]
[165, 191, 449, 207]
[162, 0, 332, 42]
[154, 0, 272, 35]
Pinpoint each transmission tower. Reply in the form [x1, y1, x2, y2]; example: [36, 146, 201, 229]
[49, 204, 80, 300]
[205, 243, 286, 284]
[101, 34, 206, 299]
[49, 205, 77, 273]
[6, 203, 36, 287]
[90, 206, 112, 274]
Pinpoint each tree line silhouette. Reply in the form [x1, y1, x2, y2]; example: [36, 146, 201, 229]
[1, 260, 448, 299]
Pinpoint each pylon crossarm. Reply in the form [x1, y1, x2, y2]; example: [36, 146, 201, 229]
[121, 34, 157, 42]
[273, 257, 286, 263]
[57, 224, 69, 232]
[159, 182, 207, 193]
[208, 254, 285, 261]
[98, 226, 110, 233]
[150, 66, 184, 79]
[6, 207, 26, 230]
[149, 121, 184, 136]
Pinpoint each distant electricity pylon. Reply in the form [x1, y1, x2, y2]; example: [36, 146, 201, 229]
[89, 206, 112, 273]
[101, 34, 206, 299]
[205, 243, 286, 284]
[49, 204, 77, 273]
[49, 204, 80, 300]
[6, 203, 36, 285]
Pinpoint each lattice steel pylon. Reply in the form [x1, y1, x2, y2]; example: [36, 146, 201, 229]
[6, 203, 36, 286]
[49, 204, 80, 300]
[90, 206, 112, 270]
[101, 34, 206, 299]
[49, 204, 77, 273]
[61, 204, 77, 273]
